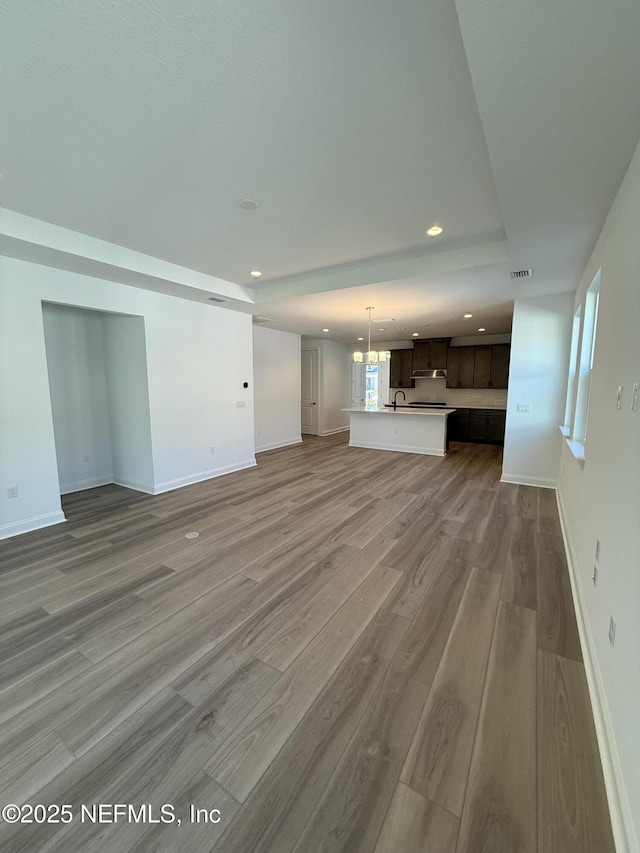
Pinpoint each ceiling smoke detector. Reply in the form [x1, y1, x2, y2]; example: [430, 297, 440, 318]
[238, 198, 259, 210]
[511, 269, 532, 279]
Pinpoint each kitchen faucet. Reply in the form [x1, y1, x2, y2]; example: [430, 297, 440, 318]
[392, 390, 406, 409]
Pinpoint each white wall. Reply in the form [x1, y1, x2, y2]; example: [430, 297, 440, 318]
[0, 257, 256, 538]
[501, 292, 574, 488]
[303, 339, 351, 436]
[102, 314, 155, 491]
[42, 304, 114, 493]
[253, 325, 302, 453]
[557, 140, 640, 853]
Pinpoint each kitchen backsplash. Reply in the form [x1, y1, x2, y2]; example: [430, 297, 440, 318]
[389, 379, 508, 409]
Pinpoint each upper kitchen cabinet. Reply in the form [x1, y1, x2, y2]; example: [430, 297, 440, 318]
[473, 344, 511, 389]
[446, 346, 476, 388]
[412, 338, 450, 371]
[389, 349, 415, 388]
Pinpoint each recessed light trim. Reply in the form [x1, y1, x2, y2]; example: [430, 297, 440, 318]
[426, 224, 444, 237]
[412, 332, 419, 337]
[250, 270, 262, 278]
[238, 198, 259, 210]
[357, 337, 364, 341]
[463, 313, 473, 318]
[322, 328, 329, 332]
[478, 327, 486, 332]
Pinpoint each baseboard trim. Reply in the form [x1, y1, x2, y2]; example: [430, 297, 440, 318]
[255, 437, 303, 454]
[0, 510, 67, 540]
[112, 477, 156, 494]
[150, 458, 257, 495]
[500, 473, 557, 489]
[556, 488, 636, 853]
[60, 476, 113, 495]
[349, 439, 445, 457]
[318, 426, 350, 436]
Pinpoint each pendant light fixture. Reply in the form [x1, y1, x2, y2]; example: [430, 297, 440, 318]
[352, 307, 390, 363]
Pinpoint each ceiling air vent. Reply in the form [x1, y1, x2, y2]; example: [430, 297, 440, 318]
[511, 269, 532, 279]
[208, 295, 229, 303]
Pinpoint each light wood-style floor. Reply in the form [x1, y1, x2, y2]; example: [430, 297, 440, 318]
[0, 435, 615, 852]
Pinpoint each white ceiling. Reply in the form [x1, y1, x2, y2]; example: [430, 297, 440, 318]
[2, 0, 640, 344]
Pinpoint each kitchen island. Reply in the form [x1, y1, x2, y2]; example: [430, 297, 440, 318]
[343, 405, 456, 456]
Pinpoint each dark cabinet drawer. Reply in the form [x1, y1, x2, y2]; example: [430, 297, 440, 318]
[449, 409, 505, 445]
[469, 409, 506, 444]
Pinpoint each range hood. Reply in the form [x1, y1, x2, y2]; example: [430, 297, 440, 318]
[412, 369, 447, 379]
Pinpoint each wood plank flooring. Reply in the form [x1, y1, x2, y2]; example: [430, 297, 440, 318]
[0, 435, 615, 852]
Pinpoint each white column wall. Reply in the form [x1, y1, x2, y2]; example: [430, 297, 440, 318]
[253, 325, 302, 453]
[502, 292, 574, 488]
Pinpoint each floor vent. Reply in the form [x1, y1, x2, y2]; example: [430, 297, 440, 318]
[511, 269, 532, 279]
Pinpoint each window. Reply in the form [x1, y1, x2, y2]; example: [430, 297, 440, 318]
[564, 270, 600, 457]
[563, 307, 581, 431]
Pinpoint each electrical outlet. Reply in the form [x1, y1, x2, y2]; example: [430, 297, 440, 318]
[592, 564, 598, 587]
[609, 616, 616, 646]
[516, 403, 531, 413]
[236, 400, 246, 408]
[82, 454, 90, 463]
[7, 485, 18, 499]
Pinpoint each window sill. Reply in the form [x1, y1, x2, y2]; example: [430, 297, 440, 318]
[559, 425, 570, 438]
[564, 437, 586, 468]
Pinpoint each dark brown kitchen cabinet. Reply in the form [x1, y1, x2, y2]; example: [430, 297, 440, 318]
[447, 408, 470, 441]
[446, 346, 476, 388]
[490, 344, 511, 388]
[389, 349, 415, 388]
[473, 344, 510, 389]
[412, 338, 450, 371]
[468, 409, 506, 444]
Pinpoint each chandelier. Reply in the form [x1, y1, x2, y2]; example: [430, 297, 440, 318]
[352, 307, 390, 364]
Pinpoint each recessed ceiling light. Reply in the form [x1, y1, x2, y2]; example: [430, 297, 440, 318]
[322, 328, 329, 332]
[426, 225, 444, 237]
[412, 332, 420, 337]
[250, 270, 262, 278]
[357, 337, 364, 341]
[238, 198, 259, 210]
[378, 328, 385, 331]
[478, 327, 486, 332]
[464, 313, 473, 318]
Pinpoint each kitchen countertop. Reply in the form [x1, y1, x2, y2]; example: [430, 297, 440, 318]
[344, 406, 456, 416]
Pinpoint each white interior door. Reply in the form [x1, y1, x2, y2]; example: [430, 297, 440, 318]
[352, 361, 365, 406]
[301, 348, 318, 434]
